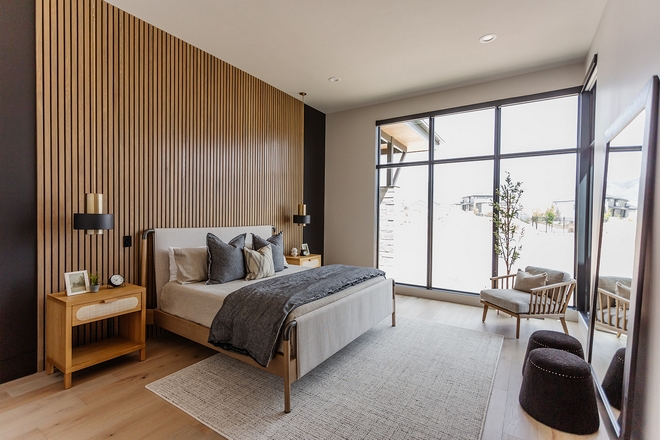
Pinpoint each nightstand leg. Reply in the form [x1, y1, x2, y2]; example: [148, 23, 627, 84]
[46, 361, 54, 375]
[63, 373, 72, 389]
[139, 348, 146, 361]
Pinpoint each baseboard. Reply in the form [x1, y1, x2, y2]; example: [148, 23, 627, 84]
[0, 352, 37, 384]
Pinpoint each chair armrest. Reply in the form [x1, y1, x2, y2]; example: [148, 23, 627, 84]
[490, 273, 516, 289]
[529, 279, 576, 293]
[489, 273, 516, 281]
[597, 288, 631, 305]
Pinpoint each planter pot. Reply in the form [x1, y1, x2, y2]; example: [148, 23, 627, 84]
[90, 284, 100, 293]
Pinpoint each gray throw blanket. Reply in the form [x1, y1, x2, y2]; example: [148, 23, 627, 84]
[208, 264, 386, 367]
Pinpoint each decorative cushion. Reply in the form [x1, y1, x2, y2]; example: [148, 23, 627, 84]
[615, 281, 631, 300]
[174, 247, 208, 284]
[514, 269, 547, 293]
[253, 231, 285, 272]
[525, 266, 571, 285]
[206, 233, 246, 284]
[244, 244, 275, 281]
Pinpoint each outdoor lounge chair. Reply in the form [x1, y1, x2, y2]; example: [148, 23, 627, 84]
[480, 266, 576, 339]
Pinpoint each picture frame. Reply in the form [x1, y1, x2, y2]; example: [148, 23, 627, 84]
[301, 243, 310, 256]
[64, 270, 90, 296]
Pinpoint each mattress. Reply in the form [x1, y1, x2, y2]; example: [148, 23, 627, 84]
[160, 265, 386, 328]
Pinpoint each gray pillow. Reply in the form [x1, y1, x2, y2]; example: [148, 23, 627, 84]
[206, 233, 246, 284]
[514, 269, 547, 293]
[252, 231, 285, 272]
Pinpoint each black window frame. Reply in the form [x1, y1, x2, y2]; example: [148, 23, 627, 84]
[376, 86, 594, 310]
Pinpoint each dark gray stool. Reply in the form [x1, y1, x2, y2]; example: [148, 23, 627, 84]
[519, 348, 599, 435]
[522, 330, 584, 374]
[602, 347, 626, 410]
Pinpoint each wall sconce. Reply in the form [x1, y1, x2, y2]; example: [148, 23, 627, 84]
[293, 204, 311, 226]
[73, 193, 114, 235]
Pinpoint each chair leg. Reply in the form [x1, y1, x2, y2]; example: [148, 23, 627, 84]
[560, 317, 569, 335]
[516, 317, 521, 339]
[482, 305, 489, 322]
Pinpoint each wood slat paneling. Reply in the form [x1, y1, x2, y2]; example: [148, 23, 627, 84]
[36, 0, 304, 368]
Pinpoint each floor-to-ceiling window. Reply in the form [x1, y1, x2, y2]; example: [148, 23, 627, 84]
[377, 89, 582, 295]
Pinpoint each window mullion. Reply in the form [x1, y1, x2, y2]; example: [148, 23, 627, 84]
[427, 118, 435, 289]
[492, 107, 502, 277]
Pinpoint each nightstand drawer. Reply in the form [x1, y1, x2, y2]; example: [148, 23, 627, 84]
[286, 254, 322, 267]
[301, 259, 320, 268]
[72, 293, 142, 325]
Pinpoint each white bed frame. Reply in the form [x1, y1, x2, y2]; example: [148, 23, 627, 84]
[140, 225, 395, 413]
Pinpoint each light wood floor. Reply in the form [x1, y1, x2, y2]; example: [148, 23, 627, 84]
[0, 296, 612, 439]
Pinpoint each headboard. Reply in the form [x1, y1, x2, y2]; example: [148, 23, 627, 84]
[148, 225, 274, 307]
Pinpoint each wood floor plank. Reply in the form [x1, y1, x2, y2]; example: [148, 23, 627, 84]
[0, 297, 608, 439]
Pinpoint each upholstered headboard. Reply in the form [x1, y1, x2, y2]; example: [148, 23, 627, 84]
[149, 225, 274, 307]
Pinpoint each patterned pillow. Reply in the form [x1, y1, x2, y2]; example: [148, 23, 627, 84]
[206, 233, 246, 284]
[252, 231, 285, 272]
[244, 244, 275, 281]
[514, 269, 547, 293]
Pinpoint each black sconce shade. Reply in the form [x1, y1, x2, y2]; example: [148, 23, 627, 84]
[73, 213, 114, 231]
[293, 214, 311, 225]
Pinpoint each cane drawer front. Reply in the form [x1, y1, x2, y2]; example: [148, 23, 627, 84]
[72, 293, 142, 325]
[301, 258, 320, 268]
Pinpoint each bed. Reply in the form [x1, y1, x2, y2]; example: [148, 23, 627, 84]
[140, 225, 395, 412]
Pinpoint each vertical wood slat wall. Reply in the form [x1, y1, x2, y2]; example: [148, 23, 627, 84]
[35, 0, 304, 367]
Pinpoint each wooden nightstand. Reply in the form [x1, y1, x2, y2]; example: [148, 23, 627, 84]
[286, 254, 322, 268]
[45, 283, 146, 389]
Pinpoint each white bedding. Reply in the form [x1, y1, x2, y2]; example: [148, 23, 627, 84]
[161, 265, 309, 327]
[160, 265, 387, 328]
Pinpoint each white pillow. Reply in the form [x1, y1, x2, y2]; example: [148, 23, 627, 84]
[168, 246, 207, 282]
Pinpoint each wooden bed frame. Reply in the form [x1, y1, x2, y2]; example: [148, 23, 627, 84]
[140, 226, 395, 413]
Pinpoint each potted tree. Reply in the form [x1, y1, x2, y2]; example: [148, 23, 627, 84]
[492, 172, 525, 275]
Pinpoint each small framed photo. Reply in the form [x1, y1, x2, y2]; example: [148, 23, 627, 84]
[301, 243, 310, 256]
[64, 270, 89, 296]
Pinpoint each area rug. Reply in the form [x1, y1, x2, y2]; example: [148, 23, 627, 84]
[146, 317, 503, 440]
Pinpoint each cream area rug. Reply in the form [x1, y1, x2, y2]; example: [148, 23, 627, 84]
[146, 317, 503, 440]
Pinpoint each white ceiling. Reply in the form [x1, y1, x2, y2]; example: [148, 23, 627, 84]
[105, 0, 607, 114]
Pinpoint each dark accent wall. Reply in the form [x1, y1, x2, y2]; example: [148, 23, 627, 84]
[303, 104, 326, 259]
[0, 0, 38, 383]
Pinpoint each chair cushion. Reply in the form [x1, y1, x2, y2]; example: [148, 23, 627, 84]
[480, 288, 531, 314]
[525, 266, 571, 284]
[514, 269, 547, 292]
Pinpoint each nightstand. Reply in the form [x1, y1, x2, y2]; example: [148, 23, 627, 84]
[286, 254, 322, 268]
[45, 283, 146, 389]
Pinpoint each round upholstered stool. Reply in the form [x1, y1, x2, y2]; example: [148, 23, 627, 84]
[602, 347, 626, 410]
[522, 330, 584, 374]
[519, 348, 599, 435]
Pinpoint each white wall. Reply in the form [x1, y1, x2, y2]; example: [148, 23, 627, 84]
[587, 0, 660, 437]
[326, 0, 660, 434]
[325, 63, 584, 267]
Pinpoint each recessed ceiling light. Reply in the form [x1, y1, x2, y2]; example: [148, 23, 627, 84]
[479, 33, 497, 43]
[328, 77, 341, 83]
